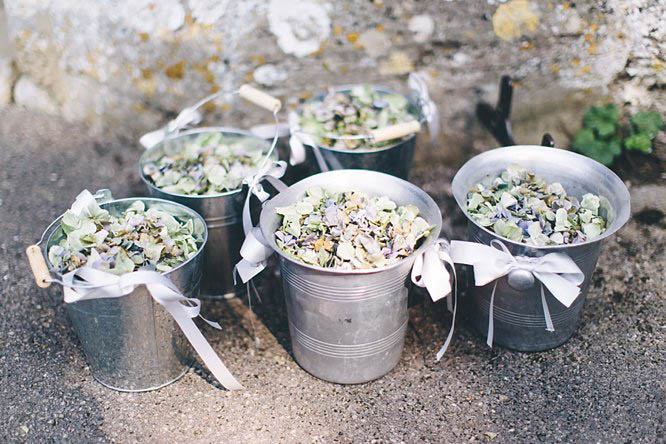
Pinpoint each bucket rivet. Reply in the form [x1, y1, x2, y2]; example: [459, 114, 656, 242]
[507, 269, 535, 291]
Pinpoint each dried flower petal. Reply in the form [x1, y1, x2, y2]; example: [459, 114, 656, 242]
[143, 133, 269, 195]
[275, 187, 433, 270]
[48, 198, 203, 275]
[298, 85, 417, 150]
[466, 164, 607, 246]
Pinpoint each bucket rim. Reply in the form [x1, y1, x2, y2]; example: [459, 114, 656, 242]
[295, 84, 423, 155]
[451, 145, 631, 251]
[260, 169, 443, 275]
[138, 126, 276, 199]
[44, 196, 209, 278]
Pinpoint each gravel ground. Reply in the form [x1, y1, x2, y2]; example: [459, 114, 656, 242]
[1, 107, 664, 443]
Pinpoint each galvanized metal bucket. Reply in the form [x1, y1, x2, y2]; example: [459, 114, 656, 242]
[140, 128, 276, 297]
[259, 169, 442, 383]
[290, 85, 428, 180]
[452, 146, 631, 351]
[43, 195, 208, 391]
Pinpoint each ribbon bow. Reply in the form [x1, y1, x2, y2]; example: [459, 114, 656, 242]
[62, 267, 244, 391]
[288, 111, 337, 172]
[450, 239, 585, 347]
[411, 239, 457, 360]
[233, 160, 287, 287]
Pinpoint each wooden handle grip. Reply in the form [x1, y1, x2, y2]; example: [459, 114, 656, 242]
[239, 84, 282, 113]
[26, 245, 51, 288]
[370, 121, 421, 143]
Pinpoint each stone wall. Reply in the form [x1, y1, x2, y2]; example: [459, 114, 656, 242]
[1, 0, 664, 161]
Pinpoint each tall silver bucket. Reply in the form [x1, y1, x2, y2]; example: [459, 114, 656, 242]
[44, 197, 208, 391]
[293, 86, 424, 180]
[259, 170, 442, 383]
[140, 127, 275, 297]
[452, 146, 631, 351]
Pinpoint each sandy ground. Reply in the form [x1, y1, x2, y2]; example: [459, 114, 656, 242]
[1, 107, 664, 443]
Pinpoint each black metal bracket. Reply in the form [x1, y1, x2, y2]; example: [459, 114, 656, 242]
[477, 75, 555, 148]
[540, 133, 554, 147]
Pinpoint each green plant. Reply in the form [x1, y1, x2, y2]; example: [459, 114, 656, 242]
[572, 105, 664, 166]
[624, 111, 665, 154]
[572, 104, 622, 166]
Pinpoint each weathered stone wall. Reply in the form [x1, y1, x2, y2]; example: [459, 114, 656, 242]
[1, 0, 664, 160]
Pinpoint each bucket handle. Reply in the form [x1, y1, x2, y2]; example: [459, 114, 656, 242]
[238, 85, 282, 113]
[26, 245, 51, 288]
[369, 121, 421, 143]
[140, 85, 282, 149]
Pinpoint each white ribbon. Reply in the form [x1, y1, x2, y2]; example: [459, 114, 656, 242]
[61, 267, 244, 391]
[288, 111, 336, 172]
[58, 190, 244, 389]
[241, 160, 288, 234]
[233, 160, 287, 286]
[139, 107, 203, 149]
[408, 72, 440, 143]
[287, 111, 310, 167]
[411, 239, 457, 360]
[235, 227, 273, 284]
[449, 239, 585, 347]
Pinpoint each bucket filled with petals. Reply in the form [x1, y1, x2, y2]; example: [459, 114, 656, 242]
[26, 190, 243, 392]
[139, 85, 285, 297]
[450, 146, 631, 351]
[288, 74, 439, 180]
[235, 170, 455, 384]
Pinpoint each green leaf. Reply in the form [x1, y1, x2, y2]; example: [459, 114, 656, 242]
[595, 121, 616, 138]
[582, 104, 619, 139]
[624, 133, 653, 153]
[572, 129, 619, 166]
[631, 111, 664, 139]
[572, 128, 595, 150]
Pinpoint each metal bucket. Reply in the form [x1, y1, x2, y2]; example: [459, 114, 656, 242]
[259, 169, 442, 383]
[44, 197, 208, 391]
[452, 146, 631, 351]
[139, 127, 276, 297]
[293, 86, 424, 180]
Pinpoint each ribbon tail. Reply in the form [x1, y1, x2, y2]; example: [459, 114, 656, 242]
[540, 285, 555, 332]
[246, 281, 260, 344]
[436, 262, 458, 361]
[162, 299, 244, 391]
[534, 271, 581, 308]
[250, 279, 262, 304]
[288, 134, 307, 166]
[199, 312, 222, 330]
[487, 281, 497, 348]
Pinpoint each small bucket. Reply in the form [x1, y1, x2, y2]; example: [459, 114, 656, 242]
[139, 84, 283, 297]
[289, 82, 433, 180]
[258, 170, 442, 383]
[452, 146, 630, 351]
[140, 128, 276, 297]
[42, 194, 207, 391]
